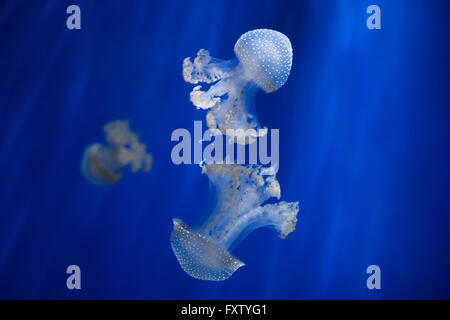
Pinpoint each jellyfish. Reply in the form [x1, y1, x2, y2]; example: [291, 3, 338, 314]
[81, 120, 152, 186]
[182, 29, 293, 144]
[170, 164, 299, 281]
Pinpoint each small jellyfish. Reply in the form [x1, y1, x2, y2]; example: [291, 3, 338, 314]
[170, 164, 299, 281]
[81, 120, 152, 186]
[182, 29, 293, 144]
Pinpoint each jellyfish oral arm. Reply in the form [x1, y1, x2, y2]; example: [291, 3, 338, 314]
[183, 50, 261, 136]
[199, 164, 298, 250]
[183, 49, 237, 85]
[210, 201, 299, 251]
[189, 78, 231, 110]
[104, 120, 152, 173]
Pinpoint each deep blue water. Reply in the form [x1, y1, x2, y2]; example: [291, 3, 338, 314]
[0, 0, 449, 299]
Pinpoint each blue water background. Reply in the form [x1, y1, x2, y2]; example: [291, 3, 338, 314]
[0, 0, 449, 299]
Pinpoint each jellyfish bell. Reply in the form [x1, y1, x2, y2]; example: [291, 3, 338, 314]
[182, 29, 293, 144]
[81, 120, 152, 186]
[81, 143, 122, 186]
[170, 218, 245, 281]
[170, 164, 299, 281]
[234, 29, 293, 93]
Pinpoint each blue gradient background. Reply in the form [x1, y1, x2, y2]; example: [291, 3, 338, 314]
[0, 0, 449, 299]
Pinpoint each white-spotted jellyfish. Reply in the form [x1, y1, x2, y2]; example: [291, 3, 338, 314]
[170, 164, 299, 281]
[182, 29, 293, 144]
[81, 120, 152, 186]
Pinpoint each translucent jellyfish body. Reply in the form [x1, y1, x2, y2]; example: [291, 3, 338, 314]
[183, 29, 293, 144]
[170, 164, 299, 281]
[81, 120, 152, 186]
